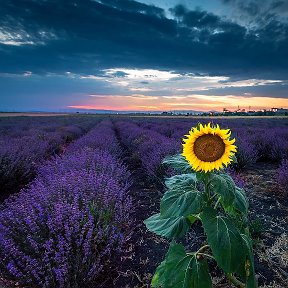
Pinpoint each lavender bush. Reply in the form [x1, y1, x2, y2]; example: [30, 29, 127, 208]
[115, 121, 180, 180]
[277, 159, 288, 191]
[0, 137, 53, 194]
[0, 169, 131, 287]
[0, 120, 132, 287]
[234, 134, 259, 169]
[0, 116, 100, 197]
[66, 120, 122, 156]
[38, 148, 131, 191]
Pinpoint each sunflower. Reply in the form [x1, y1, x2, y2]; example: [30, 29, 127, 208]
[182, 123, 237, 173]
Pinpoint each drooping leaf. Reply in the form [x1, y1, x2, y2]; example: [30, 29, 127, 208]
[144, 213, 190, 239]
[164, 173, 197, 190]
[234, 187, 248, 214]
[162, 154, 192, 173]
[224, 187, 249, 217]
[236, 234, 258, 288]
[161, 173, 202, 219]
[209, 174, 236, 207]
[152, 242, 212, 288]
[187, 214, 198, 224]
[160, 186, 203, 218]
[201, 207, 246, 273]
[152, 259, 166, 287]
[181, 257, 212, 288]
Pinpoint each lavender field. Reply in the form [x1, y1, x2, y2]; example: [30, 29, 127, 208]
[0, 115, 287, 288]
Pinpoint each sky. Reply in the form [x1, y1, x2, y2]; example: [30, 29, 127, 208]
[0, 0, 288, 112]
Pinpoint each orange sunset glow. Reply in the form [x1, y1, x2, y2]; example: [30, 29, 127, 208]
[69, 94, 288, 112]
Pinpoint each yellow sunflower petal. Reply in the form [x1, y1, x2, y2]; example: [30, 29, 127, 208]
[182, 123, 237, 172]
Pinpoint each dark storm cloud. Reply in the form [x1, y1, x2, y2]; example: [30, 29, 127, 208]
[98, 0, 165, 16]
[222, 0, 261, 16]
[190, 83, 288, 98]
[221, 0, 288, 20]
[0, 0, 288, 79]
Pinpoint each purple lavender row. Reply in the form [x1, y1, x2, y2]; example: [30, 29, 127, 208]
[66, 119, 123, 157]
[0, 115, 97, 140]
[0, 116, 100, 197]
[0, 120, 132, 287]
[115, 121, 180, 180]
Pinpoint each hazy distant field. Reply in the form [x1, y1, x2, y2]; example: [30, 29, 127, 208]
[0, 112, 69, 117]
[1, 112, 287, 119]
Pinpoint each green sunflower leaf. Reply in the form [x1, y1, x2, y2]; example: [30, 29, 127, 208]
[234, 187, 248, 214]
[209, 174, 236, 207]
[236, 234, 258, 288]
[164, 173, 197, 190]
[201, 207, 246, 273]
[152, 242, 212, 288]
[196, 172, 206, 181]
[187, 214, 198, 224]
[144, 213, 190, 239]
[160, 186, 203, 218]
[228, 187, 249, 215]
[162, 154, 192, 173]
[151, 259, 166, 287]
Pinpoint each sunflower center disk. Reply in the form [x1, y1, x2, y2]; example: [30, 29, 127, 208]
[193, 134, 225, 162]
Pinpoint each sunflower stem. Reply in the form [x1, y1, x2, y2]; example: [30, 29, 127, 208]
[197, 253, 215, 260]
[227, 273, 245, 288]
[204, 173, 211, 204]
[196, 244, 209, 254]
